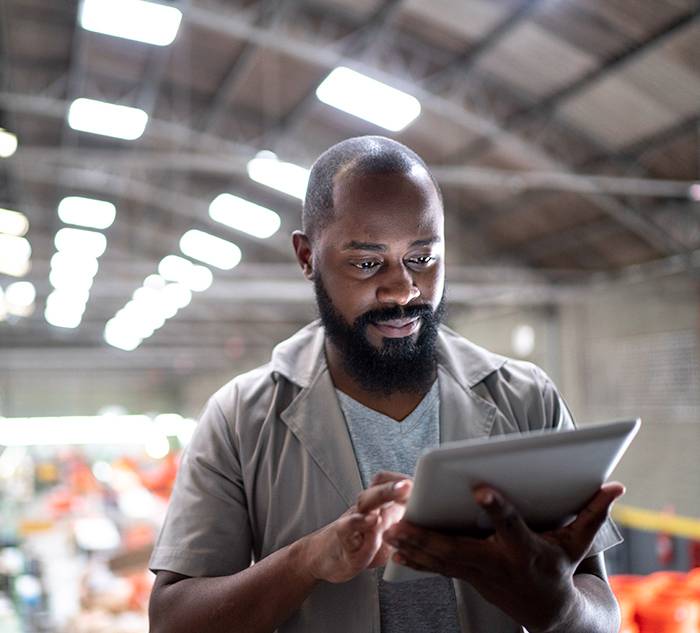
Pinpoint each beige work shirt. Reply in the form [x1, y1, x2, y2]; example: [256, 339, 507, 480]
[150, 321, 622, 633]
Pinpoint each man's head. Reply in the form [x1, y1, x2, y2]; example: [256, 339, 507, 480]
[293, 136, 446, 394]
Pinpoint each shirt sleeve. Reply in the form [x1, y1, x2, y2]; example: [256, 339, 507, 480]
[149, 394, 253, 577]
[538, 368, 623, 558]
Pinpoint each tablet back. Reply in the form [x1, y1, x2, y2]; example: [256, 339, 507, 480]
[384, 419, 640, 582]
[407, 418, 640, 532]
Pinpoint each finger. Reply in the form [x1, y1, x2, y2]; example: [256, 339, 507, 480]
[341, 514, 380, 551]
[474, 486, 531, 545]
[357, 479, 412, 514]
[563, 482, 625, 559]
[370, 471, 412, 486]
[384, 521, 482, 564]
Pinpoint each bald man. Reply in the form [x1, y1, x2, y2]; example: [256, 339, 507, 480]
[148, 136, 623, 633]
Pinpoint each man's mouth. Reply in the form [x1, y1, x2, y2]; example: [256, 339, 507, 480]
[370, 317, 421, 338]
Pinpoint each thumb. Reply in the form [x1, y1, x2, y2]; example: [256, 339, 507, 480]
[564, 482, 625, 560]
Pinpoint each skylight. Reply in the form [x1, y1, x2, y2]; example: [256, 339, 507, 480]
[80, 0, 183, 46]
[179, 230, 241, 270]
[316, 66, 421, 132]
[209, 193, 281, 239]
[246, 152, 309, 200]
[68, 98, 148, 140]
[58, 196, 116, 230]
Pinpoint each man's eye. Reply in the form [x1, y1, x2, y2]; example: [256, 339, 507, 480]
[407, 255, 435, 266]
[354, 261, 380, 270]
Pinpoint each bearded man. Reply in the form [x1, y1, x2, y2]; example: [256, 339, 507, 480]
[148, 136, 624, 633]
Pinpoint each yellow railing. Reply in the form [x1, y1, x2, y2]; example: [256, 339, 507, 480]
[612, 504, 700, 540]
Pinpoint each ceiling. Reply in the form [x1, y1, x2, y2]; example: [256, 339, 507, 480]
[0, 0, 699, 368]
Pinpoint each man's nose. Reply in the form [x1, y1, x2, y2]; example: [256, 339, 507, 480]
[376, 265, 420, 306]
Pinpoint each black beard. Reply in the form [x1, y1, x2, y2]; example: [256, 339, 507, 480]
[313, 275, 446, 395]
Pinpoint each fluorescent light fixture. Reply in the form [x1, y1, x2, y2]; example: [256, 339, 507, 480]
[0, 414, 196, 447]
[68, 98, 148, 140]
[158, 255, 213, 292]
[162, 282, 192, 310]
[0, 234, 31, 261]
[0, 128, 18, 158]
[49, 268, 94, 292]
[50, 251, 99, 279]
[55, 227, 107, 258]
[5, 281, 36, 317]
[0, 208, 28, 236]
[209, 193, 282, 239]
[143, 273, 166, 290]
[179, 230, 241, 270]
[316, 66, 421, 131]
[44, 304, 82, 329]
[58, 196, 116, 229]
[104, 318, 143, 351]
[246, 151, 310, 200]
[0, 258, 30, 277]
[80, 0, 183, 46]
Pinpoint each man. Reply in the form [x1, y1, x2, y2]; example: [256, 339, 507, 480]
[148, 136, 624, 633]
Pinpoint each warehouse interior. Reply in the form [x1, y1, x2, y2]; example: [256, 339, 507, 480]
[0, 0, 699, 631]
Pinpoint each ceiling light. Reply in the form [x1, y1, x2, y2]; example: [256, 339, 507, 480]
[316, 66, 421, 131]
[50, 252, 99, 279]
[143, 273, 166, 290]
[209, 193, 281, 239]
[158, 255, 213, 292]
[162, 283, 192, 310]
[44, 303, 82, 329]
[0, 128, 18, 158]
[54, 227, 107, 258]
[158, 255, 192, 283]
[0, 258, 30, 277]
[5, 281, 36, 317]
[68, 98, 148, 140]
[80, 0, 183, 46]
[104, 318, 143, 351]
[49, 268, 94, 292]
[0, 208, 28, 236]
[0, 234, 31, 261]
[246, 151, 310, 200]
[58, 196, 116, 229]
[179, 230, 241, 270]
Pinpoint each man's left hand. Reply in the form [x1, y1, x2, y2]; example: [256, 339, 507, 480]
[383, 482, 624, 633]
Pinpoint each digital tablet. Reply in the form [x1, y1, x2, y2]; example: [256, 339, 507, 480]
[383, 418, 640, 582]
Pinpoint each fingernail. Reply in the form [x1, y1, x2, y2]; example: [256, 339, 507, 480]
[393, 480, 410, 491]
[476, 489, 494, 505]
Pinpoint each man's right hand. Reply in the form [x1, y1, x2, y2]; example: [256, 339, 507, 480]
[301, 471, 412, 584]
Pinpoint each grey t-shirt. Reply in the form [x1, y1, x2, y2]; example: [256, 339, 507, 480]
[336, 382, 461, 633]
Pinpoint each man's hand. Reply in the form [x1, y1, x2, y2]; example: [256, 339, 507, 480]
[301, 471, 412, 584]
[383, 482, 624, 633]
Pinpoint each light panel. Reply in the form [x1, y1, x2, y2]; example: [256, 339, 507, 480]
[68, 98, 148, 140]
[80, 0, 183, 46]
[209, 193, 281, 239]
[0, 208, 28, 236]
[5, 282, 36, 317]
[158, 255, 213, 292]
[179, 230, 241, 270]
[316, 66, 421, 131]
[0, 234, 31, 277]
[54, 227, 107, 258]
[0, 128, 18, 158]
[246, 152, 309, 200]
[58, 196, 116, 229]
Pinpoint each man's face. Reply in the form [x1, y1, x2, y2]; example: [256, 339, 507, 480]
[309, 166, 446, 393]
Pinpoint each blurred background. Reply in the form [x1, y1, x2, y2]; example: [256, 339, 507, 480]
[0, 0, 699, 631]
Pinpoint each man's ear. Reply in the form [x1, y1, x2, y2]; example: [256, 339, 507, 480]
[292, 230, 315, 280]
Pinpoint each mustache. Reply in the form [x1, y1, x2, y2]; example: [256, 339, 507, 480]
[354, 303, 435, 329]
